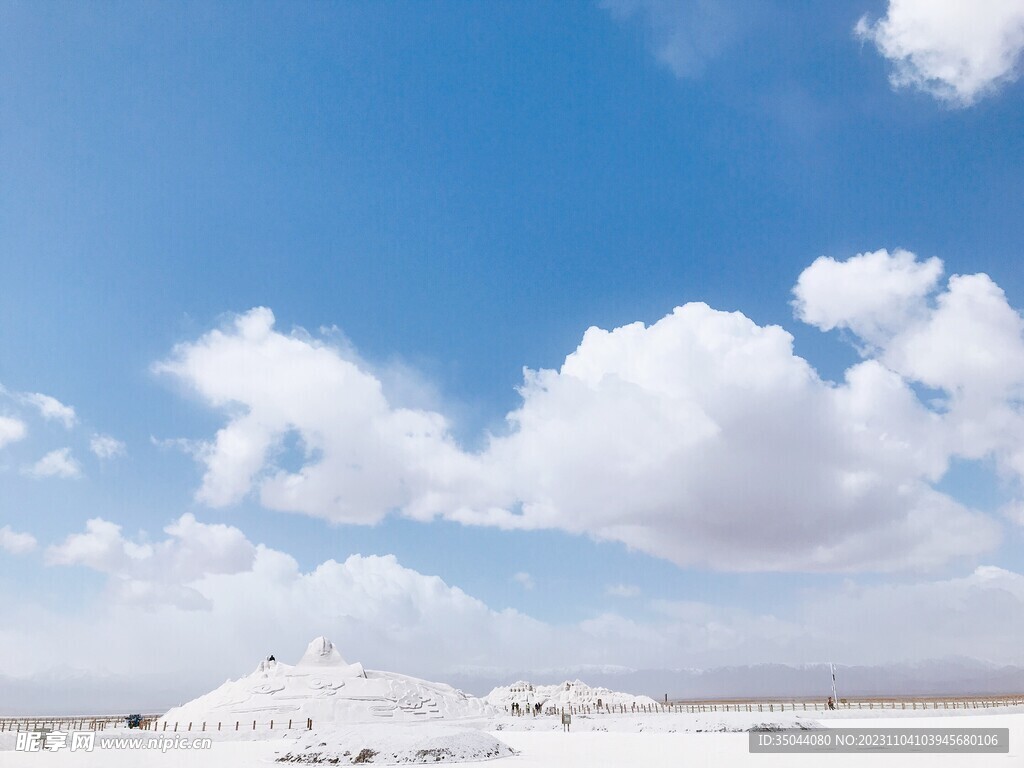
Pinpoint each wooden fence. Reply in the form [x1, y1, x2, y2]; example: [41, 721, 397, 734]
[142, 718, 313, 732]
[0, 715, 159, 732]
[7, 695, 1023, 731]
[0, 716, 313, 733]
[510, 696, 1024, 717]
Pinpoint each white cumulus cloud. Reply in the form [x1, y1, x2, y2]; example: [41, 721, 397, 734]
[23, 448, 83, 480]
[856, 0, 1024, 106]
[153, 307, 482, 523]
[796, 248, 1024, 477]
[46, 514, 257, 609]
[157, 290, 1007, 574]
[793, 248, 943, 350]
[473, 304, 993, 571]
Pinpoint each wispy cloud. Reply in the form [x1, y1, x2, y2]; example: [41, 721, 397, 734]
[0, 525, 36, 555]
[90, 434, 126, 460]
[23, 393, 77, 429]
[24, 448, 83, 480]
[512, 571, 535, 590]
[606, 583, 641, 598]
[601, 0, 744, 78]
[0, 416, 27, 449]
[1002, 501, 1024, 528]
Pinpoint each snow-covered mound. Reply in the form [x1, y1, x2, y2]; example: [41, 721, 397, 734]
[162, 637, 494, 728]
[485, 679, 658, 712]
[276, 725, 514, 764]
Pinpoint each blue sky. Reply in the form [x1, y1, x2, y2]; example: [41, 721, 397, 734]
[2, 1, 1024, 704]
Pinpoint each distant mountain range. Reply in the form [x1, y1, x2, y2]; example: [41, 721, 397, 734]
[446, 658, 1024, 701]
[2, 658, 1022, 716]
[0, 667, 184, 716]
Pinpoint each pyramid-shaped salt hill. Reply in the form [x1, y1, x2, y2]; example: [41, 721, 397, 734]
[161, 637, 494, 727]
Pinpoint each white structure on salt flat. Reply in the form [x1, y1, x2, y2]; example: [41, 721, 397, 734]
[161, 636, 493, 726]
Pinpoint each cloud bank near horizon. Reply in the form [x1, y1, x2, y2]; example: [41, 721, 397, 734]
[11, 512, 1024, 702]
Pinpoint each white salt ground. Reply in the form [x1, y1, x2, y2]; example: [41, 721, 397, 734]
[0, 709, 1021, 766]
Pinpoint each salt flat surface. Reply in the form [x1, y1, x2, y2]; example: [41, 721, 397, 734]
[486, 709, 818, 732]
[278, 725, 513, 764]
[1, 710, 1021, 766]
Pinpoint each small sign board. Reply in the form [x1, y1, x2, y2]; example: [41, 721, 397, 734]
[561, 713, 571, 725]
